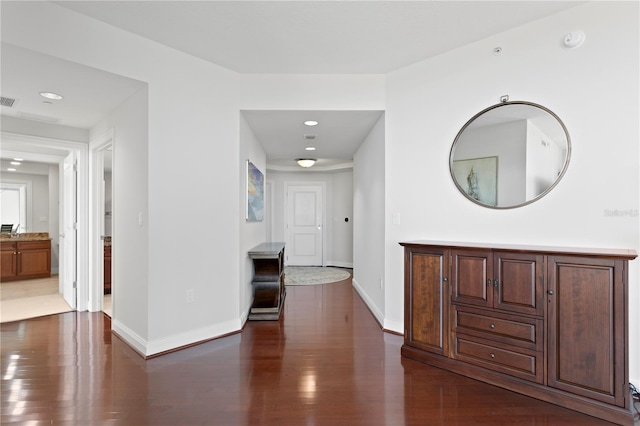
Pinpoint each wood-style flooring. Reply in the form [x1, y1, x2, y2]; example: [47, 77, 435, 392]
[0, 278, 627, 425]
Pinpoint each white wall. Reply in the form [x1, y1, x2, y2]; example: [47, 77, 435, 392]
[2, 2, 385, 356]
[386, 1, 639, 381]
[353, 114, 386, 326]
[90, 86, 150, 349]
[239, 114, 267, 320]
[48, 165, 59, 273]
[266, 169, 354, 268]
[330, 170, 353, 268]
[3, 1, 243, 355]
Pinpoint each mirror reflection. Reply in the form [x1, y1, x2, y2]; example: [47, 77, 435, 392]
[450, 101, 570, 209]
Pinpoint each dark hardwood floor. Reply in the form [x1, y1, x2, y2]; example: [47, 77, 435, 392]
[1, 277, 627, 425]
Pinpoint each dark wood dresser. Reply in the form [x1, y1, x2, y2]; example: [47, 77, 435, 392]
[400, 240, 637, 425]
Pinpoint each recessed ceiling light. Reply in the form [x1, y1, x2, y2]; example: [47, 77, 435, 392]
[305, 146, 316, 151]
[10, 161, 21, 165]
[39, 92, 63, 100]
[304, 120, 318, 126]
[14, 158, 23, 161]
[7, 168, 16, 172]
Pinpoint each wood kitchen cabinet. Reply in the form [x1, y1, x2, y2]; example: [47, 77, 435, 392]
[400, 241, 637, 425]
[0, 239, 51, 281]
[104, 245, 112, 294]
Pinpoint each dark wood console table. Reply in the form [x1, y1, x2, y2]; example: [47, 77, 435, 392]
[248, 242, 286, 320]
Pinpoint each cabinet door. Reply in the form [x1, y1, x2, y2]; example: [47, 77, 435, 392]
[0, 245, 17, 278]
[547, 256, 626, 407]
[17, 248, 51, 277]
[494, 251, 544, 316]
[405, 247, 450, 356]
[451, 249, 492, 308]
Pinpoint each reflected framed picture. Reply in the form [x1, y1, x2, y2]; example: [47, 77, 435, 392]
[246, 160, 264, 221]
[452, 156, 498, 206]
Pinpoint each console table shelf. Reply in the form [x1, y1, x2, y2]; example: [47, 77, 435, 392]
[248, 242, 286, 321]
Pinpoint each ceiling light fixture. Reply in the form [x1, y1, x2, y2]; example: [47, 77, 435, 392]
[7, 168, 16, 172]
[304, 120, 318, 126]
[39, 92, 63, 100]
[10, 161, 21, 165]
[305, 146, 316, 151]
[14, 158, 23, 161]
[296, 158, 317, 168]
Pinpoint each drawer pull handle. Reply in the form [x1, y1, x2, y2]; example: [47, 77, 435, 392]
[490, 353, 496, 359]
[490, 324, 495, 329]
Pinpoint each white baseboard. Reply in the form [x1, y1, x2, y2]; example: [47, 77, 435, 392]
[112, 319, 147, 356]
[326, 261, 353, 268]
[145, 318, 242, 357]
[351, 277, 384, 325]
[113, 317, 242, 357]
[383, 318, 403, 335]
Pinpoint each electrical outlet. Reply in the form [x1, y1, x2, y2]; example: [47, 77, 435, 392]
[186, 289, 194, 304]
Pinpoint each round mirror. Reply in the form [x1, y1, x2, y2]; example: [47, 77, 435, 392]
[449, 101, 571, 209]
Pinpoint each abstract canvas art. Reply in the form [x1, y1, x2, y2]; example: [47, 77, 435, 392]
[246, 161, 264, 221]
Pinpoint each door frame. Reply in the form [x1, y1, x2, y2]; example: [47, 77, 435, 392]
[89, 129, 114, 312]
[283, 181, 326, 266]
[1, 131, 88, 310]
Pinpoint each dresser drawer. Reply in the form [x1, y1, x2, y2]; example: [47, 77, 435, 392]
[454, 306, 542, 351]
[454, 335, 543, 384]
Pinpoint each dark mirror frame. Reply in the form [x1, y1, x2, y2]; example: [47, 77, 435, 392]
[449, 100, 571, 209]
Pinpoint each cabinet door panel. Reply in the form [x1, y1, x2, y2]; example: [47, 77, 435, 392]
[494, 252, 544, 316]
[548, 256, 625, 407]
[1, 248, 17, 278]
[17, 249, 51, 276]
[451, 249, 491, 308]
[407, 249, 448, 356]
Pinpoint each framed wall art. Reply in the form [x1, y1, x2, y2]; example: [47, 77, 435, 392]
[246, 160, 264, 221]
[452, 156, 498, 206]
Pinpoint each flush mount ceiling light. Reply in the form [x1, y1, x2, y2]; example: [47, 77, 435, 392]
[304, 120, 318, 126]
[305, 146, 316, 151]
[39, 92, 63, 100]
[296, 158, 317, 168]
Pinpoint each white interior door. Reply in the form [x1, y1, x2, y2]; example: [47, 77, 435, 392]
[286, 185, 323, 266]
[61, 152, 77, 308]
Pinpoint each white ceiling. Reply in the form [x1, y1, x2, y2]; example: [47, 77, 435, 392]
[54, 1, 583, 74]
[1, 1, 584, 170]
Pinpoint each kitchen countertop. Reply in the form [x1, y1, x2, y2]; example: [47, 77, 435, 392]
[0, 232, 51, 241]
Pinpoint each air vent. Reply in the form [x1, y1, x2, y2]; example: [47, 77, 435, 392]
[304, 134, 317, 140]
[1, 97, 16, 107]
